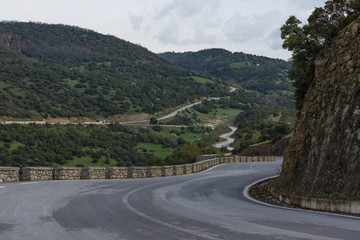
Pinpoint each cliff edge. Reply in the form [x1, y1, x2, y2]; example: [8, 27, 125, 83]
[279, 18, 360, 198]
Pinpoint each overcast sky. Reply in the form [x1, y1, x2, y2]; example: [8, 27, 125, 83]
[1, 0, 327, 60]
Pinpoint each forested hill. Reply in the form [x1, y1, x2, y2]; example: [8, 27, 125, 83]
[159, 49, 292, 94]
[0, 21, 227, 119]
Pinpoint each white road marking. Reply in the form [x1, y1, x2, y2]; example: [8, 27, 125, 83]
[0, 186, 6, 189]
[20, 182, 39, 185]
[203, 164, 223, 172]
[243, 176, 360, 220]
[123, 182, 221, 240]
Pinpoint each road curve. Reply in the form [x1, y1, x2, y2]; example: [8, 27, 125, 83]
[0, 160, 359, 240]
[214, 126, 237, 150]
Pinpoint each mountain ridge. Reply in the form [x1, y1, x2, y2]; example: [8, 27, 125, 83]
[159, 48, 293, 94]
[0, 21, 228, 120]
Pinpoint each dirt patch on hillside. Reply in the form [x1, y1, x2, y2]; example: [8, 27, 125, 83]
[44, 117, 95, 123]
[108, 113, 152, 122]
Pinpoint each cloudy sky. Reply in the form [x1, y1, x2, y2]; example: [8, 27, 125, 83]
[1, 0, 326, 60]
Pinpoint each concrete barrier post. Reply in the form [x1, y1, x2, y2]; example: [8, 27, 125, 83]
[162, 166, 174, 177]
[82, 167, 106, 179]
[205, 160, 210, 169]
[173, 165, 184, 175]
[0, 167, 20, 182]
[192, 163, 200, 173]
[128, 167, 147, 178]
[106, 167, 128, 179]
[183, 164, 193, 174]
[22, 167, 53, 181]
[54, 167, 82, 180]
[147, 166, 162, 178]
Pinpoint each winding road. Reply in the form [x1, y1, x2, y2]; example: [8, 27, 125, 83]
[214, 126, 237, 150]
[1, 160, 359, 240]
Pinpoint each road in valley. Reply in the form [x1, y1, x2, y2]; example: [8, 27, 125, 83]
[214, 126, 237, 150]
[0, 160, 359, 240]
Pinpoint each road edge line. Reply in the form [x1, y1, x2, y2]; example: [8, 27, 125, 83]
[243, 176, 360, 220]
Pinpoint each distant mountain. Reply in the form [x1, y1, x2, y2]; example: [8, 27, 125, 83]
[159, 49, 292, 94]
[0, 22, 227, 119]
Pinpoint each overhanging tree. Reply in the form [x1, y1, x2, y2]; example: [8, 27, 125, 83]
[281, 0, 360, 111]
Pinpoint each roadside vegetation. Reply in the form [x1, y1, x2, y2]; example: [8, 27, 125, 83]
[280, 0, 360, 111]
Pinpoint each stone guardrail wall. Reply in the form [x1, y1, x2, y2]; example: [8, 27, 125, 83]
[22, 167, 53, 181]
[0, 167, 20, 182]
[0, 155, 276, 182]
[269, 186, 360, 215]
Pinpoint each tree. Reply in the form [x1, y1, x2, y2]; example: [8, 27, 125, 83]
[179, 143, 200, 162]
[150, 117, 158, 125]
[281, 0, 360, 111]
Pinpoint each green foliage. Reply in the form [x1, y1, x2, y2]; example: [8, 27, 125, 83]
[232, 106, 295, 153]
[136, 143, 173, 160]
[0, 22, 228, 118]
[164, 143, 200, 165]
[150, 117, 158, 125]
[0, 123, 217, 167]
[159, 48, 292, 94]
[281, 0, 360, 110]
[0, 124, 150, 167]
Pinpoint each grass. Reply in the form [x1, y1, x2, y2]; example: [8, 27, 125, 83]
[10, 141, 25, 151]
[284, 132, 294, 138]
[269, 113, 282, 122]
[191, 76, 216, 84]
[250, 140, 272, 147]
[196, 108, 243, 125]
[177, 132, 204, 142]
[229, 61, 253, 68]
[64, 79, 79, 88]
[136, 143, 174, 159]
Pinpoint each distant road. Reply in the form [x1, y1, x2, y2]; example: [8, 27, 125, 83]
[1, 98, 220, 125]
[1, 160, 359, 240]
[1, 87, 234, 126]
[157, 101, 203, 121]
[214, 126, 237, 150]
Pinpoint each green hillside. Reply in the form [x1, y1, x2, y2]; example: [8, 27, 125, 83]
[0, 22, 227, 119]
[160, 49, 296, 152]
[159, 49, 292, 94]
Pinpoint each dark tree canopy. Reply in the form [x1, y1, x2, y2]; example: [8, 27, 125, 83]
[281, 0, 360, 111]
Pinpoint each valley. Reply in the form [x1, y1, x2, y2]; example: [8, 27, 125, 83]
[0, 21, 295, 169]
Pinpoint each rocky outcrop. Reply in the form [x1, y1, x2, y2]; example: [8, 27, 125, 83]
[280, 18, 360, 198]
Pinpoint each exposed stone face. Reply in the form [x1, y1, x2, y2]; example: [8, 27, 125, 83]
[281, 19, 360, 198]
[128, 167, 147, 178]
[54, 167, 82, 180]
[147, 166, 162, 178]
[82, 167, 106, 179]
[106, 167, 128, 179]
[22, 167, 53, 181]
[0, 167, 20, 182]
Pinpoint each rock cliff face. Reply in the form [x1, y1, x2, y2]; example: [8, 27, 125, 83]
[280, 19, 360, 198]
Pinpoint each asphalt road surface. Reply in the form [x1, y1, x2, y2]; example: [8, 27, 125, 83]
[1, 160, 359, 240]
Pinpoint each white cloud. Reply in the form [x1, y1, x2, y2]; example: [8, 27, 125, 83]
[129, 13, 144, 30]
[223, 10, 281, 43]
